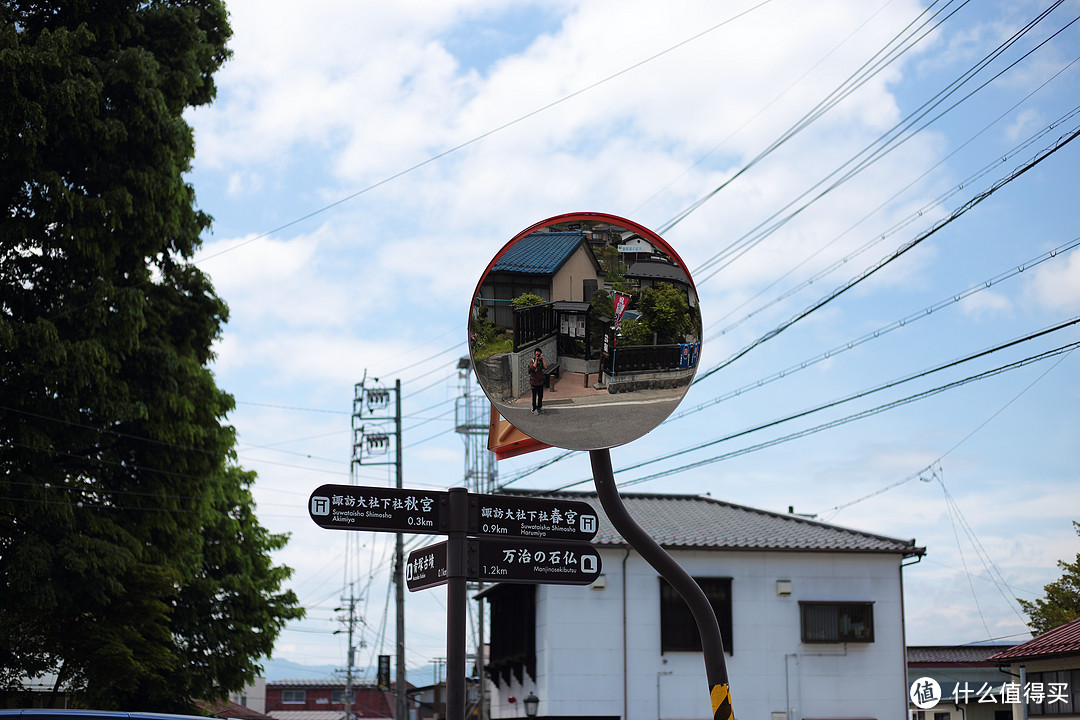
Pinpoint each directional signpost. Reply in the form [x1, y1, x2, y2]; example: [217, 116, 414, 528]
[471, 493, 598, 541]
[407, 537, 602, 591]
[476, 538, 600, 584]
[310, 483, 603, 720]
[309, 485, 447, 533]
[405, 540, 448, 591]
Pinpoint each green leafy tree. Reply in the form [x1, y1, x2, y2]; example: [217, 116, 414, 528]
[588, 288, 615, 353]
[0, 1, 302, 710]
[595, 245, 627, 288]
[637, 282, 694, 345]
[511, 292, 545, 309]
[1018, 522, 1080, 635]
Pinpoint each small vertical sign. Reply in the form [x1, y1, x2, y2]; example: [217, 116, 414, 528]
[378, 654, 391, 690]
[613, 291, 631, 328]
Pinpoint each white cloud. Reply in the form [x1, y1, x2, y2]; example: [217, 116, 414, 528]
[959, 289, 1012, 317]
[175, 0, 1080, 670]
[1030, 248, 1080, 312]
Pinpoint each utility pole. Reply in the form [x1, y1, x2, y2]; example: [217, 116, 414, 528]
[334, 594, 358, 720]
[353, 377, 407, 720]
[455, 358, 496, 720]
[394, 378, 406, 720]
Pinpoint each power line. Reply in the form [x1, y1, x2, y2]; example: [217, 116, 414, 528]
[693, 121, 1080, 384]
[686, 2, 1073, 282]
[703, 98, 1080, 341]
[620, 317, 1080, 478]
[660, 0, 968, 235]
[614, 340, 1080, 489]
[193, 0, 780, 263]
[494, 235, 1080, 485]
[678, 236, 1080, 417]
[632, 0, 906, 217]
[820, 339, 1077, 520]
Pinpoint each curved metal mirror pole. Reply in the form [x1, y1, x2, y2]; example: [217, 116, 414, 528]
[472, 212, 734, 720]
[590, 448, 733, 720]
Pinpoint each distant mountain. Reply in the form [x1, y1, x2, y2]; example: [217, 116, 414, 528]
[258, 658, 438, 688]
[260, 658, 341, 681]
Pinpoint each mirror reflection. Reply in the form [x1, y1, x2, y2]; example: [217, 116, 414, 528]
[469, 213, 702, 451]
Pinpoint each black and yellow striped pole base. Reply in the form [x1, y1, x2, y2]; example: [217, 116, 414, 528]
[711, 683, 733, 720]
[592, 450, 736, 720]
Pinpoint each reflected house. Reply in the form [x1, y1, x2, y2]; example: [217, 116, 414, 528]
[624, 259, 699, 310]
[614, 231, 657, 267]
[478, 230, 603, 329]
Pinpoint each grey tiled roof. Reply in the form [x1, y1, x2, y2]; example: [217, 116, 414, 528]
[503, 490, 923, 555]
[626, 260, 691, 285]
[908, 645, 1016, 665]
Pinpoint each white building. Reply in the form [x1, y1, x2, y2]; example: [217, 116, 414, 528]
[477, 491, 924, 720]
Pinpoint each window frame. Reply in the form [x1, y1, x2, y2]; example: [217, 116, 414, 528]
[281, 690, 306, 704]
[799, 601, 875, 644]
[659, 576, 734, 655]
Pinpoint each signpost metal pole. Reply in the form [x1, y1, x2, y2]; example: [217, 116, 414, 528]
[446, 487, 468, 720]
[590, 449, 734, 720]
[394, 379, 408, 720]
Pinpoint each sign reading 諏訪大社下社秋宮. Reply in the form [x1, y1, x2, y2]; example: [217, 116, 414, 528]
[308, 484, 447, 533]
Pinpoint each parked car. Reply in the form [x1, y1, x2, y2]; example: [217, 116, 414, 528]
[0, 712, 230, 720]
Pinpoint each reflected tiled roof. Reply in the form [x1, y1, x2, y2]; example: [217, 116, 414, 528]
[626, 260, 691, 285]
[491, 232, 587, 275]
[505, 490, 923, 555]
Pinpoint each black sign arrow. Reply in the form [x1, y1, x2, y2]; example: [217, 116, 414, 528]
[309, 484, 447, 533]
[475, 538, 602, 586]
[406, 541, 449, 591]
[470, 494, 599, 542]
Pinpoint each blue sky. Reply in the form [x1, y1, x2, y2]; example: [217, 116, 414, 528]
[184, 0, 1080, 682]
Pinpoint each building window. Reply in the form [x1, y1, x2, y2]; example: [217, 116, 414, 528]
[483, 583, 536, 687]
[332, 690, 353, 705]
[659, 577, 733, 654]
[1024, 668, 1079, 716]
[281, 690, 305, 704]
[799, 601, 874, 643]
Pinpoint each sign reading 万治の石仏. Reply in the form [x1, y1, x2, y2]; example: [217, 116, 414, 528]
[476, 538, 602, 585]
[308, 484, 447, 533]
[471, 494, 599, 542]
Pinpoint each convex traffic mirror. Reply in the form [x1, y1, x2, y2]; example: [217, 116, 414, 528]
[469, 212, 702, 451]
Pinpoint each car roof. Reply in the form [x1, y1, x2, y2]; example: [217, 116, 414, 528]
[0, 712, 224, 720]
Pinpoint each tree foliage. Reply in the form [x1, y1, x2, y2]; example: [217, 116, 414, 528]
[1, 1, 302, 709]
[1018, 522, 1080, 636]
[511, 292, 545, 309]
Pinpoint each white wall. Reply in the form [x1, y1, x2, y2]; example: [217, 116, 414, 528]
[486, 548, 909, 720]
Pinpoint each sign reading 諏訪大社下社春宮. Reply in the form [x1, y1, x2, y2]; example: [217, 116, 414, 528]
[470, 493, 598, 542]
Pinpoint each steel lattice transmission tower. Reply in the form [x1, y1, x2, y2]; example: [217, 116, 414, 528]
[455, 357, 497, 494]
